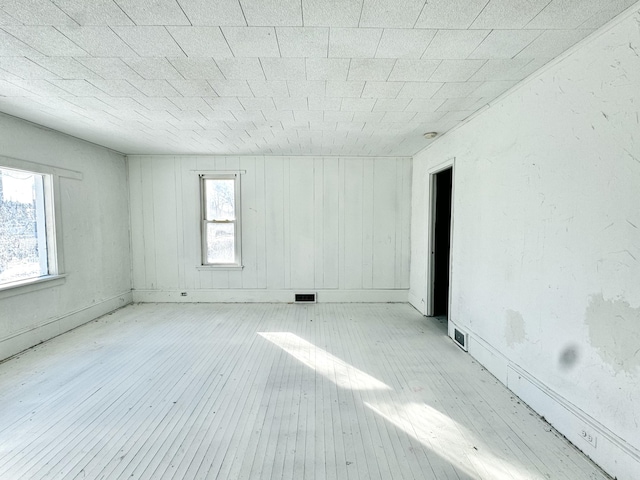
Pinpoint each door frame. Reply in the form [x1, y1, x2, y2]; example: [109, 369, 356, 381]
[426, 158, 455, 317]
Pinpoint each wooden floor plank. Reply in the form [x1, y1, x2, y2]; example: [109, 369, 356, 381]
[0, 303, 612, 480]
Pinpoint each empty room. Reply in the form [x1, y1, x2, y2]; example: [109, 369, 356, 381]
[0, 1, 639, 479]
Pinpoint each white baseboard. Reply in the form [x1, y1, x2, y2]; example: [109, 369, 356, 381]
[0, 291, 132, 362]
[455, 324, 640, 480]
[132, 289, 408, 304]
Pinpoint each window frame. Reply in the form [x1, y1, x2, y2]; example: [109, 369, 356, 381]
[0, 155, 77, 295]
[199, 173, 243, 269]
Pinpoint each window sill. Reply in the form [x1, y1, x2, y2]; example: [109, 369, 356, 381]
[0, 274, 67, 300]
[197, 265, 244, 271]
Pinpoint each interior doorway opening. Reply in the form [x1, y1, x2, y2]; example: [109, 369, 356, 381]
[431, 167, 453, 318]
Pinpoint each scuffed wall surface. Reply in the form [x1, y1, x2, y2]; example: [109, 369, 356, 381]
[410, 5, 640, 471]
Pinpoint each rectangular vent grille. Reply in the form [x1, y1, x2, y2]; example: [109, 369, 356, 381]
[294, 293, 316, 303]
[454, 328, 468, 351]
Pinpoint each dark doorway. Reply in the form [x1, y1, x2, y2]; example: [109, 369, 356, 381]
[432, 167, 452, 317]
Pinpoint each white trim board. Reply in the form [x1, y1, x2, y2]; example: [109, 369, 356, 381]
[132, 289, 409, 304]
[451, 321, 640, 480]
[0, 292, 133, 363]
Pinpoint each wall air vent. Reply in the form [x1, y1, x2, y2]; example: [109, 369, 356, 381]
[294, 293, 317, 303]
[453, 328, 468, 351]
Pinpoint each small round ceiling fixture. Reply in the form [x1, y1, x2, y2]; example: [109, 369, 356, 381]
[423, 132, 438, 139]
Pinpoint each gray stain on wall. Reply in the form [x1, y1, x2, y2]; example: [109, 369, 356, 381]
[586, 293, 640, 373]
[505, 309, 526, 347]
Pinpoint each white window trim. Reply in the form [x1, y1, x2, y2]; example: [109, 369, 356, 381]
[0, 155, 80, 295]
[199, 173, 243, 269]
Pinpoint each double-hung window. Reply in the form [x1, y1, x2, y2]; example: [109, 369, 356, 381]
[0, 166, 58, 287]
[200, 174, 242, 267]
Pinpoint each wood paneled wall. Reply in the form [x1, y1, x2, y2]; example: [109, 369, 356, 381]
[128, 156, 411, 300]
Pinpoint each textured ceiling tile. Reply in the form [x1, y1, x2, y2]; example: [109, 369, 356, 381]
[233, 110, 266, 121]
[347, 58, 395, 81]
[239, 97, 275, 110]
[208, 80, 253, 96]
[240, 0, 302, 26]
[277, 27, 329, 57]
[294, 110, 323, 122]
[437, 96, 485, 111]
[287, 80, 326, 97]
[31, 57, 104, 79]
[422, 30, 490, 59]
[301, 0, 361, 27]
[0, 30, 44, 57]
[248, 80, 288, 97]
[61, 96, 112, 110]
[415, 0, 489, 28]
[515, 29, 594, 58]
[429, 60, 486, 82]
[388, 59, 440, 82]
[329, 28, 383, 58]
[57, 26, 138, 57]
[6, 78, 70, 96]
[47, 79, 106, 96]
[470, 80, 517, 98]
[99, 96, 148, 110]
[381, 111, 416, 122]
[126, 79, 181, 96]
[167, 96, 209, 110]
[404, 98, 446, 111]
[376, 28, 437, 59]
[78, 57, 142, 80]
[204, 97, 245, 110]
[468, 30, 543, 59]
[578, 0, 638, 29]
[525, 0, 607, 29]
[308, 96, 342, 110]
[168, 79, 217, 96]
[324, 110, 353, 122]
[325, 80, 365, 97]
[341, 97, 376, 111]
[471, 0, 550, 29]
[123, 57, 183, 79]
[1, 0, 76, 25]
[88, 78, 142, 96]
[273, 97, 308, 110]
[215, 58, 265, 80]
[177, 0, 246, 26]
[113, 0, 190, 25]
[222, 27, 280, 57]
[305, 58, 349, 80]
[167, 27, 233, 57]
[53, 0, 135, 25]
[263, 109, 294, 121]
[468, 58, 539, 81]
[261, 58, 306, 80]
[360, 0, 426, 28]
[168, 58, 225, 79]
[112, 26, 185, 57]
[0, 57, 59, 79]
[432, 82, 483, 98]
[372, 98, 410, 111]
[361, 81, 404, 98]
[3, 26, 88, 56]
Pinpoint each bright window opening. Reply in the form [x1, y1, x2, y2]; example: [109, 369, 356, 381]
[201, 174, 241, 266]
[0, 167, 51, 285]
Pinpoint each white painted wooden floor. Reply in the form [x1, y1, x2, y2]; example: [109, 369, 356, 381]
[0, 303, 609, 480]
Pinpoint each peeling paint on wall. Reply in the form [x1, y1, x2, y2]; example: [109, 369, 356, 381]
[586, 293, 640, 373]
[505, 309, 526, 347]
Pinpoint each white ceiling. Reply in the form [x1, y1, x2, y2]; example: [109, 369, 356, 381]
[0, 0, 635, 156]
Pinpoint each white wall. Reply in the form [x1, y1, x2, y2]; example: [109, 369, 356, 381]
[0, 114, 132, 362]
[411, 8, 640, 480]
[129, 155, 411, 302]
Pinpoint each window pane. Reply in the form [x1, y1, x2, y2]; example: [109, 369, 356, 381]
[206, 222, 235, 264]
[0, 168, 48, 284]
[205, 179, 235, 221]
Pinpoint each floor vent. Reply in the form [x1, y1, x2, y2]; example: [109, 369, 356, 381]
[453, 328, 468, 351]
[294, 293, 317, 303]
